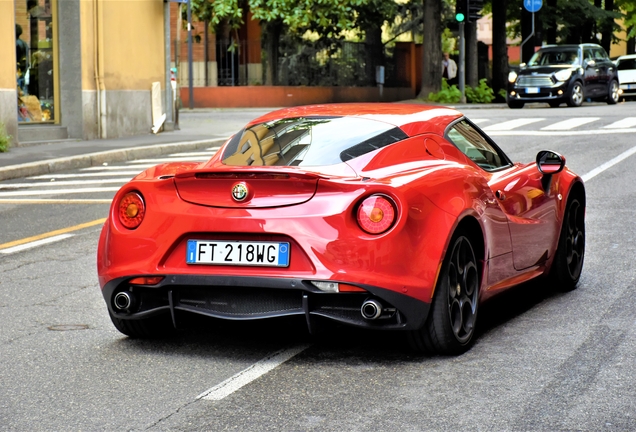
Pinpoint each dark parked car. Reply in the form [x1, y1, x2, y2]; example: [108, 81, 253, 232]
[507, 44, 619, 108]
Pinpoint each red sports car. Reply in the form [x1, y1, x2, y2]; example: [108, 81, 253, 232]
[97, 103, 585, 355]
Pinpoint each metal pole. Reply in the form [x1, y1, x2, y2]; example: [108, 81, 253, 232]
[187, 0, 193, 109]
[520, 12, 535, 62]
[459, 22, 466, 104]
[163, 1, 173, 129]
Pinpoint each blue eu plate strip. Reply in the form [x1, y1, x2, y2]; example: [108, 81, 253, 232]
[186, 240, 197, 264]
[278, 243, 289, 266]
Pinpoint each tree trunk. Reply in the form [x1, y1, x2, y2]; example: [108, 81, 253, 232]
[491, 0, 508, 99]
[263, 20, 282, 86]
[364, 25, 384, 87]
[546, 0, 557, 44]
[601, 0, 614, 54]
[418, 0, 442, 99]
[466, 20, 478, 87]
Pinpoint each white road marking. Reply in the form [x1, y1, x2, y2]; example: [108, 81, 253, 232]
[0, 187, 120, 197]
[0, 234, 74, 254]
[0, 178, 130, 189]
[469, 119, 489, 124]
[125, 157, 210, 164]
[487, 128, 636, 136]
[29, 171, 142, 179]
[168, 151, 218, 157]
[198, 344, 311, 401]
[541, 117, 599, 130]
[603, 117, 636, 129]
[81, 165, 155, 171]
[482, 118, 545, 131]
[581, 145, 636, 182]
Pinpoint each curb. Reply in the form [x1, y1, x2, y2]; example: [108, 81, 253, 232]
[0, 138, 226, 182]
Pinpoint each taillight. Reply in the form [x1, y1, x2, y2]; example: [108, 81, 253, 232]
[118, 191, 145, 229]
[129, 276, 164, 285]
[356, 195, 396, 234]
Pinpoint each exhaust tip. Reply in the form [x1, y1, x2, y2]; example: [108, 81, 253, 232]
[114, 291, 135, 311]
[361, 299, 383, 320]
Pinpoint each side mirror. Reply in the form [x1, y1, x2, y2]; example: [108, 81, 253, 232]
[519, 62, 527, 68]
[536, 150, 565, 175]
[585, 59, 596, 68]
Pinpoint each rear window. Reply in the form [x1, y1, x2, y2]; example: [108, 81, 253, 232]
[222, 117, 408, 167]
[617, 58, 636, 70]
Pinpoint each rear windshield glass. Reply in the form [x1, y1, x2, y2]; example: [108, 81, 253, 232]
[617, 58, 636, 70]
[222, 117, 408, 167]
[528, 49, 579, 66]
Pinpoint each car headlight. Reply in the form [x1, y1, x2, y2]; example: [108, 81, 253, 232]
[554, 69, 573, 82]
[508, 71, 518, 83]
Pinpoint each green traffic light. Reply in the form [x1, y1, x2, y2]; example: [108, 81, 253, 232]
[456, 13, 465, 22]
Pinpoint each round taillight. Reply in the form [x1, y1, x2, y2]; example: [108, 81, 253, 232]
[118, 192, 145, 229]
[357, 195, 396, 234]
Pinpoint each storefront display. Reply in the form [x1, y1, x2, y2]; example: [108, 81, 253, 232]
[15, 0, 57, 124]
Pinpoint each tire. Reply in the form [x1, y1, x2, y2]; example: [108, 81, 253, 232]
[566, 82, 584, 107]
[548, 101, 561, 108]
[507, 101, 524, 109]
[607, 80, 619, 105]
[408, 232, 480, 355]
[109, 311, 175, 338]
[550, 195, 585, 291]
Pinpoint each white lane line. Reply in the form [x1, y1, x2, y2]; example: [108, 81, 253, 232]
[482, 118, 545, 131]
[198, 344, 311, 401]
[168, 151, 218, 157]
[581, 145, 636, 182]
[541, 117, 599, 130]
[469, 119, 489, 125]
[0, 187, 121, 197]
[126, 157, 210, 164]
[81, 165, 155, 171]
[0, 234, 75, 254]
[487, 128, 636, 136]
[0, 178, 131, 189]
[603, 117, 636, 129]
[29, 171, 142, 179]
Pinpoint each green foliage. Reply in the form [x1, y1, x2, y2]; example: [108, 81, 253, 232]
[0, 122, 11, 153]
[498, 88, 508, 100]
[466, 79, 495, 104]
[428, 79, 461, 104]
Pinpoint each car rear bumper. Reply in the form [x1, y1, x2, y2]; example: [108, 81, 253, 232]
[102, 275, 431, 332]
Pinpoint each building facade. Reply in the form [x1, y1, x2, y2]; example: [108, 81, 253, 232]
[1, 0, 171, 147]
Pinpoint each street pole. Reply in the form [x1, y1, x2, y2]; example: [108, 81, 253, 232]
[163, 1, 174, 130]
[187, 0, 193, 109]
[459, 22, 466, 103]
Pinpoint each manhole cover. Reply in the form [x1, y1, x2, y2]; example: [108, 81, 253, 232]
[48, 324, 89, 331]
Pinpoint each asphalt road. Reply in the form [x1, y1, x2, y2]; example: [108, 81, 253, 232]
[1, 103, 635, 431]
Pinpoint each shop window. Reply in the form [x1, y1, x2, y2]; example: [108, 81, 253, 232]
[16, 0, 57, 124]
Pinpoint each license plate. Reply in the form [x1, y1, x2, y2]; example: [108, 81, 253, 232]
[186, 240, 290, 267]
[525, 87, 540, 94]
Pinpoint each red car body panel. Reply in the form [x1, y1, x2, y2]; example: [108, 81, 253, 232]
[97, 103, 584, 333]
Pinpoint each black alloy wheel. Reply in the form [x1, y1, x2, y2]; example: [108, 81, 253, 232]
[408, 233, 480, 355]
[549, 101, 561, 108]
[551, 196, 585, 291]
[507, 100, 524, 109]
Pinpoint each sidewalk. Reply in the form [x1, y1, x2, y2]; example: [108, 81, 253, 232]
[0, 108, 273, 182]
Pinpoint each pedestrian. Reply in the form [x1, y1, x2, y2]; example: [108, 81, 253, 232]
[442, 52, 457, 86]
[16, 24, 29, 93]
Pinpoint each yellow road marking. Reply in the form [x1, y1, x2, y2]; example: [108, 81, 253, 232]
[0, 199, 112, 204]
[0, 218, 107, 251]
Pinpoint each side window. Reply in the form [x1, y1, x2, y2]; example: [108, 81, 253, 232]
[446, 120, 511, 171]
[583, 48, 593, 61]
[593, 48, 607, 60]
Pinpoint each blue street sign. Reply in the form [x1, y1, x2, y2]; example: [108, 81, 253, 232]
[524, 0, 542, 13]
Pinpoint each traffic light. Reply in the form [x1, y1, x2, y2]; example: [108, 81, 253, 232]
[469, 0, 483, 22]
[455, 0, 467, 22]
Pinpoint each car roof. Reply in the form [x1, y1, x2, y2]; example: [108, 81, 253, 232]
[246, 103, 464, 137]
[617, 54, 636, 60]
